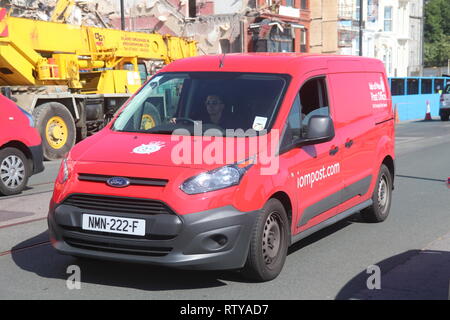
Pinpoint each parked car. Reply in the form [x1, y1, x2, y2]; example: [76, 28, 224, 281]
[0, 94, 44, 195]
[439, 83, 450, 121]
[48, 54, 395, 281]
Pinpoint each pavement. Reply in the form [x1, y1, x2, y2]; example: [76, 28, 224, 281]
[346, 230, 450, 300]
[0, 160, 58, 228]
[0, 193, 51, 229]
[339, 120, 450, 299]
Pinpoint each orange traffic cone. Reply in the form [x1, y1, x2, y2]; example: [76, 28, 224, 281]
[424, 100, 432, 121]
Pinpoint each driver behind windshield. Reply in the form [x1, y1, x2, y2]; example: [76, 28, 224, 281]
[171, 94, 233, 128]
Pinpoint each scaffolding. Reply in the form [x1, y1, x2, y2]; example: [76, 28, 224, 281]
[337, 0, 358, 48]
[338, 0, 356, 21]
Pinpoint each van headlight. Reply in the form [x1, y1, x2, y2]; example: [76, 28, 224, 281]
[180, 162, 253, 195]
[57, 158, 70, 184]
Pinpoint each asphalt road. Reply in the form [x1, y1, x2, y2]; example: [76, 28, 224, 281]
[0, 119, 449, 300]
[0, 160, 60, 200]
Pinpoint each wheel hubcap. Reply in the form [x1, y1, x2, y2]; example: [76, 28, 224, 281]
[378, 175, 389, 212]
[262, 213, 281, 266]
[46, 116, 68, 149]
[0, 155, 25, 189]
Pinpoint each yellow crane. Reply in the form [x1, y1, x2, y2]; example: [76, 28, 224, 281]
[0, 6, 197, 160]
[51, 0, 75, 23]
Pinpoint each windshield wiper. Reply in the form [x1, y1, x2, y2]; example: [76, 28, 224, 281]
[112, 129, 173, 134]
[146, 129, 174, 134]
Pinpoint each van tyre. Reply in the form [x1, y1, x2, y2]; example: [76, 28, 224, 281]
[242, 199, 289, 282]
[361, 164, 393, 223]
[33, 102, 76, 160]
[0, 147, 29, 196]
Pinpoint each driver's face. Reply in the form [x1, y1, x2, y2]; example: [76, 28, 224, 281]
[205, 95, 224, 116]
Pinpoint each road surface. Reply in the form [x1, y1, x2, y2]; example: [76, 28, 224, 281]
[0, 119, 449, 300]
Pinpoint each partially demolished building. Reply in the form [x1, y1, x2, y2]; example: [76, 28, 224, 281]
[1, 0, 312, 55]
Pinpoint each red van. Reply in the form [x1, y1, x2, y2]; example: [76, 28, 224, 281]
[48, 54, 395, 281]
[0, 95, 44, 195]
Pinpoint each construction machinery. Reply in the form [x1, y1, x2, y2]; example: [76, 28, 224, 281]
[0, 6, 197, 160]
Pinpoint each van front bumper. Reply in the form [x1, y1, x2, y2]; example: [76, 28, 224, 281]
[48, 203, 259, 270]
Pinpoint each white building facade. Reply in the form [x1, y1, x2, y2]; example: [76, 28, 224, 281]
[338, 0, 423, 77]
[408, 0, 424, 76]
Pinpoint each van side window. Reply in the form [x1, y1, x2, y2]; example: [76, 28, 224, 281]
[280, 94, 302, 149]
[300, 77, 330, 135]
[280, 77, 330, 151]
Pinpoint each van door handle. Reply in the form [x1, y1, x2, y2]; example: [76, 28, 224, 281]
[345, 139, 354, 148]
[329, 146, 339, 156]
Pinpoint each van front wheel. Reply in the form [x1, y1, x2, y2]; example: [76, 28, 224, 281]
[242, 199, 289, 282]
[0, 147, 29, 196]
[361, 164, 393, 223]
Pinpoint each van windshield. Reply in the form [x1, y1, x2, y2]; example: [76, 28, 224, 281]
[112, 72, 289, 136]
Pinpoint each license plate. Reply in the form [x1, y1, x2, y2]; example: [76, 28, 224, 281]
[82, 214, 146, 236]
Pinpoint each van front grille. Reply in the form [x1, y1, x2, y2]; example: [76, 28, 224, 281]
[63, 194, 175, 215]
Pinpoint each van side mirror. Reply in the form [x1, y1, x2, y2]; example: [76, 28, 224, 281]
[297, 115, 335, 147]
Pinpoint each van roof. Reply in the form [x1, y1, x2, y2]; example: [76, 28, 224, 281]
[161, 53, 385, 75]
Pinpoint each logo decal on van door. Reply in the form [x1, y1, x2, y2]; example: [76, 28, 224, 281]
[132, 141, 166, 155]
[296, 163, 340, 189]
[368, 76, 388, 109]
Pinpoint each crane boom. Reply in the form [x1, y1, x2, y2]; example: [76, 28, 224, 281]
[0, 7, 197, 160]
[50, 0, 75, 23]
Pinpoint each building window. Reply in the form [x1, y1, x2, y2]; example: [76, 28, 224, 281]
[248, 0, 257, 8]
[270, 27, 294, 52]
[188, 0, 196, 17]
[384, 6, 393, 32]
[300, 29, 307, 52]
[382, 47, 392, 75]
[301, 0, 307, 9]
[286, 0, 294, 7]
[252, 24, 295, 53]
[367, 0, 378, 22]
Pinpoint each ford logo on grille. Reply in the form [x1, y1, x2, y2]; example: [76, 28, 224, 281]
[106, 177, 130, 188]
